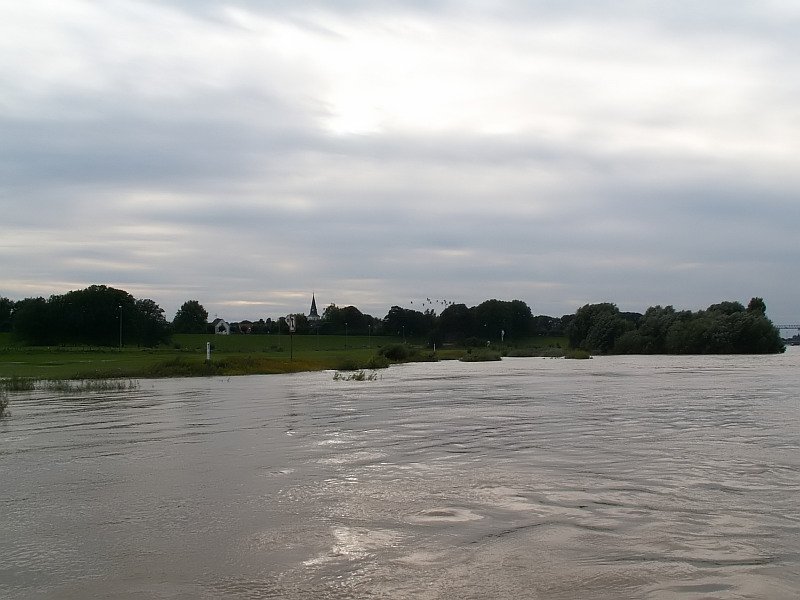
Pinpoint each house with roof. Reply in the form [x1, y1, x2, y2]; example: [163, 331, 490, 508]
[211, 318, 230, 335]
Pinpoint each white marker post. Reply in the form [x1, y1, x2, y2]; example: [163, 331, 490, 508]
[287, 316, 296, 361]
[206, 341, 211, 362]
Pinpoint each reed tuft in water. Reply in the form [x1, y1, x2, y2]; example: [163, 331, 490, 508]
[333, 370, 379, 381]
[0, 375, 35, 391]
[42, 379, 140, 393]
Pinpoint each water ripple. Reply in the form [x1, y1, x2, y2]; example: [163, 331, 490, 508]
[1, 355, 799, 598]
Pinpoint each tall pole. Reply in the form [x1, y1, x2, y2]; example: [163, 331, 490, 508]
[287, 315, 295, 361]
[345, 322, 348, 349]
[118, 305, 122, 351]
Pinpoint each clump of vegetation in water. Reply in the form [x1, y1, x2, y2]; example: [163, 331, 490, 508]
[333, 370, 379, 381]
[333, 357, 363, 371]
[42, 379, 140, 393]
[0, 390, 8, 418]
[0, 375, 35, 391]
[506, 347, 565, 358]
[460, 349, 502, 362]
[376, 344, 438, 364]
[378, 343, 412, 361]
[366, 354, 391, 369]
[142, 357, 223, 377]
[333, 354, 392, 371]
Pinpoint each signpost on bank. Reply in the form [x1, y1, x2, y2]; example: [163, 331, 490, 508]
[287, 315, 296, 361]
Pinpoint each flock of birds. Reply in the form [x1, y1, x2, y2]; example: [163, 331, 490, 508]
[408, 298, 457, 310]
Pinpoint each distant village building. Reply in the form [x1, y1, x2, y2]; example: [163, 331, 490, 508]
[308, 293, 321, 325]
[212, 318, 230, 335]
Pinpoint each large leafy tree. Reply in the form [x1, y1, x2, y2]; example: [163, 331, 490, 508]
[0, 297, 13, 332]
[321, 303, 343, 333]
[11, 297, 51, 344]
[471, 299, 534, 341]
[173, 300, 209, 334]
[567, 302, 632, 353]
[12, 285, 170, 346]
[55, 285, 136, 346]
[615, 305, 687, 354]
[322, 304, 375, 335]
[532, 315, 564, 336]
[746, 297, 767, 315]
[439, 303, 473, 342]
[383, 306, 435, 339]
[132, 298, 171, 346]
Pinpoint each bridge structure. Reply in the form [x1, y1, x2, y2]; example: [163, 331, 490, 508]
[776, 325, 800, 344]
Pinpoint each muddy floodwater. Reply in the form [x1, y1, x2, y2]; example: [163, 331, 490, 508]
[2, 351, 799, 599]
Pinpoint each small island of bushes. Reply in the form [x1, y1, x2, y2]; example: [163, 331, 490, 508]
[565, 297, 784, 355]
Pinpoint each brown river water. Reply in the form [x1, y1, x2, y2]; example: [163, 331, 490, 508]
[1, 350, 799, 599]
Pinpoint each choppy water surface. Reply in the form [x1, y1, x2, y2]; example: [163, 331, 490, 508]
[2, 351, 799, 599]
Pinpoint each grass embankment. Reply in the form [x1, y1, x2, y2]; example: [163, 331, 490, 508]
[0, 332, 569, 380]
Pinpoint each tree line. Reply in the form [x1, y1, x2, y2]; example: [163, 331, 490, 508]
[565, 298, 784, 354]
[169, 298, 551, 343]
[0, 285, 785, 354]
[1, 290, 556, 346]
[2, 285, 170, 347]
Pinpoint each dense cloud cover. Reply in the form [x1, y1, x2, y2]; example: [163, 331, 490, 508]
[2, 1, 799, 323]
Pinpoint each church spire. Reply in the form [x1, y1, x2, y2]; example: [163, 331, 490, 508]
[309, 293, 320, 320]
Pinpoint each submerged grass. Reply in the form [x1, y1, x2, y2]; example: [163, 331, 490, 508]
[42, 379, 140, 393]
[0, 334, 571, 380]
[139, 355, 336, 378]
[0, 375, 35, 391]
[0, 390, 8, 418]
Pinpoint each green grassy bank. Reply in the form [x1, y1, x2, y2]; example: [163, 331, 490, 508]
[0, 332, 568, 380]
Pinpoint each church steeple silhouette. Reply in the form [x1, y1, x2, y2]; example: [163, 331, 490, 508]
[308, 293, 320, 321]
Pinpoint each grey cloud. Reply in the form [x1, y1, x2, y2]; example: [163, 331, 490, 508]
[0, 98, 319, 190]
[2, 1, 799, 324]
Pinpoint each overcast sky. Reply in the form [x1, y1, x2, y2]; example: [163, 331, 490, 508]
[2, 1, 799, 324]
